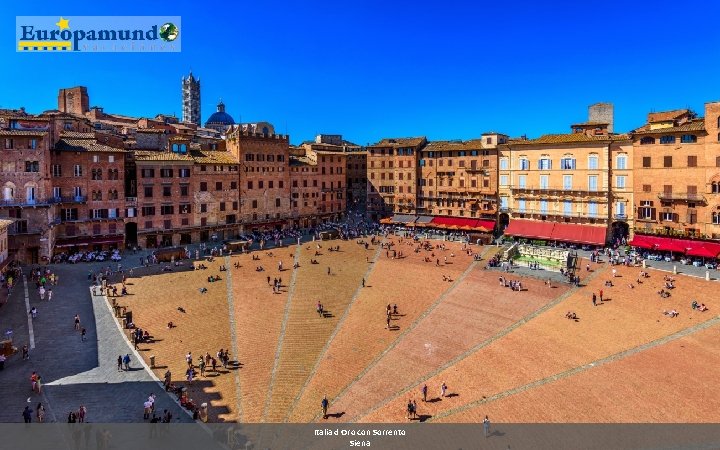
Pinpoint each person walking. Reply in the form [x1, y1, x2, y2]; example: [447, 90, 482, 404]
[22, 345, 29, 361]
[327, 267, 331, 276]
[599, 289, 603, 302]
[74, 314, 81, 331]
[362, 278, 365, 288]
[81, 328, 87, 342]
[47, 289, 52, 302]
[123, 354, 131, 371]
[483, 415, 491, 437]
[421, 384, 428, 402]
[321, 396, 329, 419]
[592, 293, 597, 307]
[199, 357, 206, 377]
[22, 406, 33, 423]
[440, 382, 447, 398]
[78, 405, 87, 423]
[117, 355, 123, 371]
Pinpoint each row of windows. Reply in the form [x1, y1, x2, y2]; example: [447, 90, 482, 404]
[141, 202, 239, 216]
[498, 174, 613, 190]
[247, 180, 285, 189]
[639, 134, 697, 145]
[499, 154, 627, 170]
[90, 190, 120, 201]
[642, 155, 699, 168]
[61, 208, 121, 221]
[368, 147, 415, 156]
[4, 138, 38, 150]
[244, 153, 286, 162]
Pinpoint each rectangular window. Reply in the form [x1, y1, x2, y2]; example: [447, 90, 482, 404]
[518, 175, 526, 188]
[179, 204, 191, 214]
[216, 181, 222, 191]
[560, 158, 576, 170]
[53, 187, 61, 198]
[219, 202, 226, 212]
[664, 156, 672, 168]
[539, 175, 549, 189]
[588, 175, 598, 192]
[563, 200, 572, 216]
[563, 175, 572, 190]
[179, 168, 191, 178]
[52, 165, 62, 177]
[642, 156, 651, 168]
[519, 159, 530, 170]
[688, 155, 697, 167]
[616, 202, 626, 217]
[588, 155, 598, 170]
[74, 165, 82, 177]
[29, 139, 37, 149]
[141, 168, 154, 178]
[163, 186, 172, 197]
[616, 175, 626, 189]
[108, 155, 114, 163]
[588, 202, 598, 217]
[252, 200, 258, 209]
[275, 198, 281, 207]
[540, 200, 548, 213]
[143, 186, 153, 197]
[142, 206, 156, 216]
[180, 185, 189, 196]
[248, 181, 253, 189]
[4, 138, 13, 149]
[92, 155, 99, 163]
[538, 158, 552, 170]
[517, 199, 526, 213]
[499, 158, 508, 170]
[200, 203, 207, 213]
[499, 175, 509, 186]
[160, 168, 173, 178]
[200, 182, 207, 191]
[643, 184, 651, 193]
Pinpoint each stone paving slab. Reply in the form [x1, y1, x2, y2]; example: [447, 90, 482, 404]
[287, 239, 475, 422]
[435, 322, 720, 422]
[230, 249, 296, 423]
[360, 262, 719, 422]
[0, 261, 191, 423]
[263, 242, 373, 422]
[327, 267, 567, 422]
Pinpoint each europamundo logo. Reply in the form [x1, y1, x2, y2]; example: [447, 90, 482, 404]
[16, 16, 181, 52]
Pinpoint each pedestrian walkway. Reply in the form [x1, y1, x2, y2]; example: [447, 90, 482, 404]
[0, 262, 191, 422]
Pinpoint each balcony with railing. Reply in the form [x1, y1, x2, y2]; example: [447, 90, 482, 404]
[657, 192, 706, 203]
[510, 185, 607, 196]
[613, 213, 628, 221]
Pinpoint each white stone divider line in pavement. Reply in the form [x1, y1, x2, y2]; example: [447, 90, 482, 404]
[223, 255, 243, 420]
[22, 275, 35, 349]
[90, 288, 194, 420]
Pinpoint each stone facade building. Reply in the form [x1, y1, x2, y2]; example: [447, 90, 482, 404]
[499, 106, 632, 246]
[181, 72, 201, 126]
[366, 137, 427, 220]
[631, 104, 720, 242]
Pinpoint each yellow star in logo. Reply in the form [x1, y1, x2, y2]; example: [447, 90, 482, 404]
[56, 17, 70, 30]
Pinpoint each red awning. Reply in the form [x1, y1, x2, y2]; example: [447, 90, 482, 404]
[685, 243, 719, 259]
[430, 217, 496, 231]
[629, 235, 655, 249]
[504, 219, 556, 240]
[551, 223, 606, 245]
[629, 235, 688, 253]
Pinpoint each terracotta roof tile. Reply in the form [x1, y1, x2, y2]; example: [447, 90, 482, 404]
[422, 140, 484, 152]
[510, 133, 631, 145]
[55, 138, 125, 153]
[370, 136, 426, 148]
[632, 119, 705, 135]
[0, 129, 48, 136]
[59, 131, 95, 139]
[647, 109, 690, 123]
[189, 149, 238, 165]
[133, 150, 193, 162]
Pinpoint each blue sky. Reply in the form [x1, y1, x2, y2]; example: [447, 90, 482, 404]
[2, 1, 720, 145]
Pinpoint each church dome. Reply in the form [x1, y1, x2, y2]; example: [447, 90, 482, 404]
[205, 100, 235, 126]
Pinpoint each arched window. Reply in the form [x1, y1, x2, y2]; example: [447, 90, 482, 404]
[717, 117, 720, 128]
[680, 134, 697, 143]
[180, 144, 187, 153]
[172, 143, 179, 153]
[660, 135, 676, 144]
[262, 126, 269, 136]
[640, 137, 655, 145]
[538, 155, 552, 170]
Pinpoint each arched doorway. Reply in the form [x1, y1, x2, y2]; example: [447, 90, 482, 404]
[125, 222, 138, 248]
[610, 221, 630, 245]
[499, 213, 510, 232]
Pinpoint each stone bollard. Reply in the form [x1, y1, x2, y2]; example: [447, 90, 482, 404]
[150, 355, 156, 368]
[706, 270, 710, 281]
[673, 265, 677, 275]
[642, 260, 646, 269]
